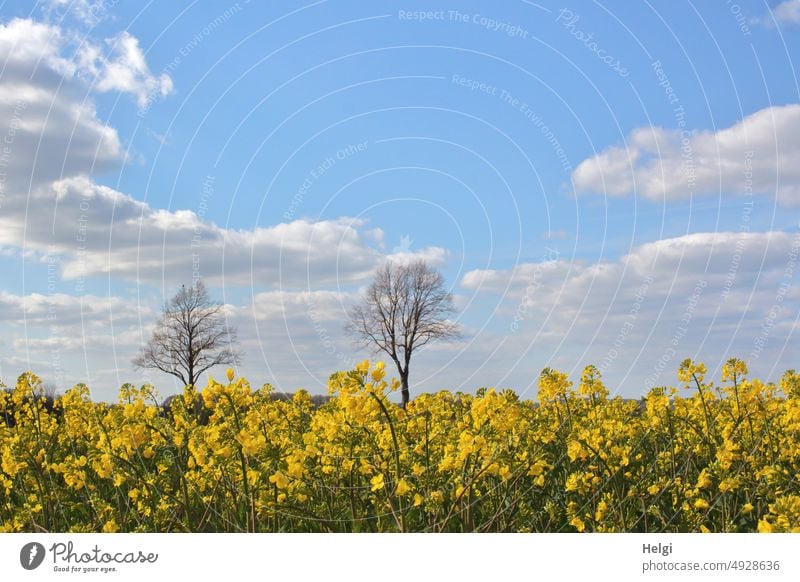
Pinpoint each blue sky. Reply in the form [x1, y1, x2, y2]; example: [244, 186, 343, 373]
[0, 0, 798, 401]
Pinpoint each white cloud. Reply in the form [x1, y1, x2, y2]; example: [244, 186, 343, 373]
[0, 19, 124, 192]
[229, 289, 360, 391]
[474, 232, 786, 293]
[246, 290, 351, 322]
[462, 231, 799, 315]
[0, 18, 73, 74]
[384, 245, 449, 267]
[78, 31, 173, 108]
[12, 334, 134, 352]
[0, 290, 149, 326]
[0, 17, 174, 198]
[0, 175, 446, 287]
[0, 18, 172, 125]
[774, 0, 800, 24]
[572, 104, 800, 206]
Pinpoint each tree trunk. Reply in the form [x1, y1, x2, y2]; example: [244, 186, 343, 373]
[400, 372, 410, 409]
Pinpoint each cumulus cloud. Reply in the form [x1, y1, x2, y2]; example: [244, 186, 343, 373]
[0, 175, 445, 286]
[77, 31, 174, 108]
[0, 17, 175, 197]
[572, 104, 800, 206]
[0, 19, 124, 192]
[462, 231, 799, 314]
[0, 18, 171, 136]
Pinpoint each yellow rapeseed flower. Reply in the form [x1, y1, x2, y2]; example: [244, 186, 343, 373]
[395, 479, 411, 496]
[269, 471, 289, 489]
[370, 473, 385, 492]
[570, 517, 586, 532]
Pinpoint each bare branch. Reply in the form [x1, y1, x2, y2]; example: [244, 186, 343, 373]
[132, 280, 242, 387]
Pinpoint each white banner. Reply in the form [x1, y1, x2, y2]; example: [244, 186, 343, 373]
[1, 533, 797, 581]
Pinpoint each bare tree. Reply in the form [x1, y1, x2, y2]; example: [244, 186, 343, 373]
[133, 281, 241, 387]
[347, 260, 460, 407]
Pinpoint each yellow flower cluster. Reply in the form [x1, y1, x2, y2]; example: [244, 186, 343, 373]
[1, 358, 799, 532]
